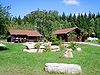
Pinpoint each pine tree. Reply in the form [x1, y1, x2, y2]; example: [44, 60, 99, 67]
[17, 16, 22, 25]
[62, 12, 66, 21]
[88, 18, 95, 36]
[95, 18, 100, 38]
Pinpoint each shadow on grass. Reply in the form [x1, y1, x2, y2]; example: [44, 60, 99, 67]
[0, 47, 8, 51]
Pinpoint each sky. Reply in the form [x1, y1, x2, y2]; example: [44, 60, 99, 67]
[0, 0, 100, 18]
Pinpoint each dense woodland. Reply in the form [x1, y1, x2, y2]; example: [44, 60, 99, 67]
[0, 4, 100, 39]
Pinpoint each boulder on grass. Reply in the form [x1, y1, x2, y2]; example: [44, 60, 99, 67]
[76, 48, 81, 52]
[63, 49, 73, 58]
[0, 43, 7, 50]
[45, 63, 82, 74]
[24, 42, 35, 49]
[0, 43, 6, 47]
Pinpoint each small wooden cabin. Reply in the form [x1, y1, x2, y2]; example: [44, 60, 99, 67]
[54, 27, 83, 42]
[7, 29, 42, 43]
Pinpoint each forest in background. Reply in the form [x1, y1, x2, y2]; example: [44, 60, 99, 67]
[0, 4, 100, 39]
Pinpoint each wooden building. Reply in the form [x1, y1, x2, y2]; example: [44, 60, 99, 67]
[54, 27, 83, 42]
[7, 30, 42, 43]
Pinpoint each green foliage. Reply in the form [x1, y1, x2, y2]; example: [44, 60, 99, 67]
[58, 38, 63, 47]
[68, 42, 78, 50]
[1, 4, 100, 39]
[21, 10, 61, 37]
[51, 34, 59, 45]
[62, 12, 66, 21]
[0, 35, 7, 39]
[95, 18, 100, 39]
[34, 42, 41, 50]
[0, 4, 10, 36]
[97, 39, 100, 44]
[44, 44, 51, 52]
[67, 31, 76, 37]
[88, 18, 95, 36]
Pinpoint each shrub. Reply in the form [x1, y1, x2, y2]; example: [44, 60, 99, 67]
[51, 34, 59, 45]
[57, 38, 64, 51]
[34, 42, 41, 50]
[0, 35, 7, 39]
[44, 44, 51, 52]
[68, 42, 78, 51]
[60, 45, 65, 51]
[97, 39, 100, 44]
[58, 38, 63, 46]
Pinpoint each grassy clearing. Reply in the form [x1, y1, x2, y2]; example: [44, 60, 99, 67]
[0, 43, 100, 75]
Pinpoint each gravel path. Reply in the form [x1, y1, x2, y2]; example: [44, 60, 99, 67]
[66, 42, 100, 47]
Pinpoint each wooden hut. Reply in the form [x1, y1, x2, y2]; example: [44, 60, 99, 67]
[7, 29, 42, 43]
[54, 27, 83, 42]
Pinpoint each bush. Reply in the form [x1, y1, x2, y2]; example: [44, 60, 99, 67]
[0, 35, 7, 39]
[60, 45, 65, 51]
[34, 42, 41, 50]
[68, 42, 78, 51]
[58, 38, 63, 46]
[51, 34, 59, 45]
[97, 39, 100, 44]
[44, 44, 51, 52]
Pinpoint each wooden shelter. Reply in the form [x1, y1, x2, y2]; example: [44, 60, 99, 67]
[7, 29, 42, 43]
[54, 27, 83, 42]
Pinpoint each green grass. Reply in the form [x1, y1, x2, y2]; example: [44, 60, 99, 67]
[0, 43, 100, 75]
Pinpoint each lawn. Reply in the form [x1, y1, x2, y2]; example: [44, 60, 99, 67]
[0, 43, 100, 75]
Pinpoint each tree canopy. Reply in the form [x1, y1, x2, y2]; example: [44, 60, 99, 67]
[0, 4, 100, 39]
[0, 4, 10, 38]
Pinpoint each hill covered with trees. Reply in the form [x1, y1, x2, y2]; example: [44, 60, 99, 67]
[0, 4, 100, 39]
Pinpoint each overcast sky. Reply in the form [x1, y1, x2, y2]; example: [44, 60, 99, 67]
[1, 0, 100, 18]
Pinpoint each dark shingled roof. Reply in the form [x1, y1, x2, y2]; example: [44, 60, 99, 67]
[9, 29, 42, 36]
[54, 27, 80, 34]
